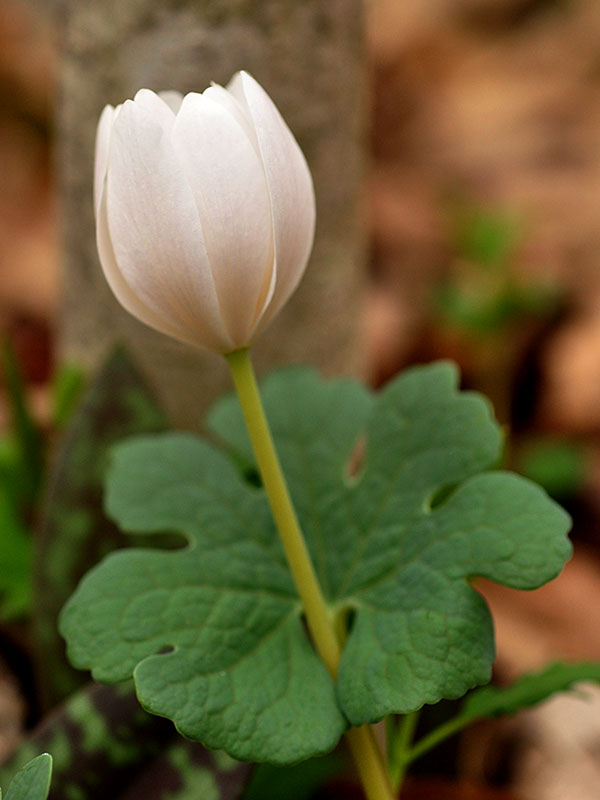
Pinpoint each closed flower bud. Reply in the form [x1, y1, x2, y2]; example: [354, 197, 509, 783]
[94, 71, 315, 353]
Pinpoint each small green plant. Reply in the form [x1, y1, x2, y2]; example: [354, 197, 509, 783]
[0, 339, 84, 620]
[59, 363, 571, 793]
[435, 203, 559, 337]
[1, 755, 52, 800]
[517, 437, 587, 500]
[3, 74, 592, 800]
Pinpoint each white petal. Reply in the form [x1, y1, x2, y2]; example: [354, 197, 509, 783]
[159, 90, 184, 114]
[133, 88, 176, 129]
[94, 104, 116, 219]
[204, 83, 260, 158]
[106, 98, 233, 352]
[97, 186, 199, 346]
[171, 92, 274, 346]
[230, 72, 315, 334]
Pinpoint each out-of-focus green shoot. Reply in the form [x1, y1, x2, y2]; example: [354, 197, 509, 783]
[0, 337, 85, 619]
[431, 202, 562, 424]
[517, 437, 587, 500]
[1, 338, 44, 511]
[50, 363, 86, 430]
[434, 203, 559, 337]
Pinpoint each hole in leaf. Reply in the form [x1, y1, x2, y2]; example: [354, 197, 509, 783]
[299, 613, 311, 641]
[158, 645, 174, 655]
[143, 531, 189, 550]
[243, 465, 262, 488]
[343, 608, 357, 635]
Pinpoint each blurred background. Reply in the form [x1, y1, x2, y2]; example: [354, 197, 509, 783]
[2, 0, 600, 798]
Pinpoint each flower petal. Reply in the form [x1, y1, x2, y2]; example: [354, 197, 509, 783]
[171, 91, 274, 345]
[228, 71, 315, 333]
[97, 186, 199, 346]
[106, 98, 233, 352]
[203, 84, 260, 158]
[133, 88, 177, 128]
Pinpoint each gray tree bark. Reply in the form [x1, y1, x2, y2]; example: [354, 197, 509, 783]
[56, 0, 365, 428]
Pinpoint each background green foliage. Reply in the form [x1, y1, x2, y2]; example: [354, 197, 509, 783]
[34, 346, 166, 705]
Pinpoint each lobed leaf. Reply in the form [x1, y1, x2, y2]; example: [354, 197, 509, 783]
[60, 363, 571, 763]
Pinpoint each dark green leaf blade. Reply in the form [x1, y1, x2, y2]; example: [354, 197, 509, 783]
[4, 755, 52, 800]
[209, 363, 570, 723]
[208, 368, 373, 600]
[336, 367, 570, 723]
[60, 434, 346, 764]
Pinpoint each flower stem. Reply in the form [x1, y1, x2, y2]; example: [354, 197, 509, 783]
[225, 348, 396, 800]
[225, 348, 340, 675]
[346, 725, 396, 800]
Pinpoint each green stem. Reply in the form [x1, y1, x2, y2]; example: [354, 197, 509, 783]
[225, 348, 395, 800]
[225, 348, 340, 676]
[346, 725, 396, 800]
[387, 711, 419, 793]
[402, 713, 470, 767]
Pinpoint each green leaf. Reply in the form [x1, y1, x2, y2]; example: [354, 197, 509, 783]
[462, 662, 600, 720]
[1, 338, 44, 508]
[60, 432, 346, 764]
[0, 486, 32, 619]
[50, 363, 86, 429]
[3, 755, 52, 800]
[0, 434, 26, 510]
[60, 364, 571, 764]
[403, 661, 600, 766]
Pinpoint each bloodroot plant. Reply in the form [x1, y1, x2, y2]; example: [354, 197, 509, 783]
[56, 72, 575, 800]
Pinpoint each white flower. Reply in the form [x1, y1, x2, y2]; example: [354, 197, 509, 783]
[94, 71, 315, 353]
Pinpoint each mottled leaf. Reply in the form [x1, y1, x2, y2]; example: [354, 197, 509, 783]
[0, 683, 250, 800]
